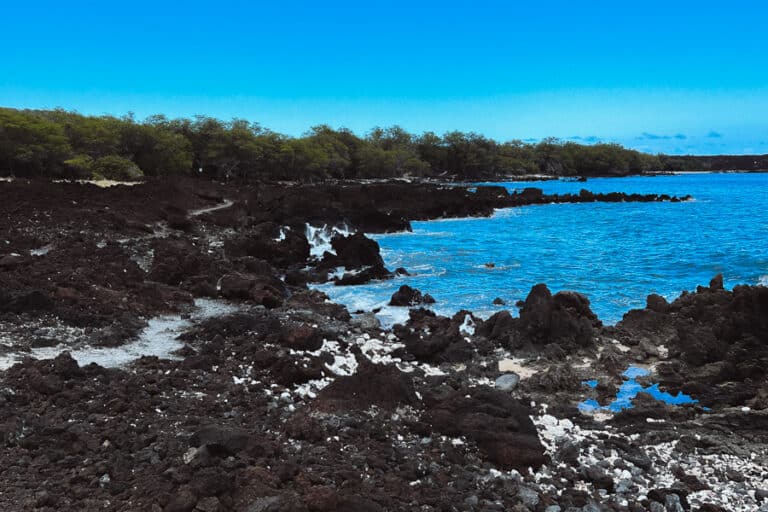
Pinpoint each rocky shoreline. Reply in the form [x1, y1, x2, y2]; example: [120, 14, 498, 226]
[0, 178, 765, 511]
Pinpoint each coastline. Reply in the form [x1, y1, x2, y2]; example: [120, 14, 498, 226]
[464, 168, 768, 184]
[0, 178, 766, 511]
[309, 172, 766, 331]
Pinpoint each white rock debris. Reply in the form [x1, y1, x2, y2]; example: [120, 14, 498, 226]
[532, 412, 768, 512]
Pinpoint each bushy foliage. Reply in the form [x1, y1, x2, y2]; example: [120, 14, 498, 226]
[90, 155, 144, 180]
[63, 154, 95, 178]
[0, 106, 685, 181]
[0, 108, 71, 176]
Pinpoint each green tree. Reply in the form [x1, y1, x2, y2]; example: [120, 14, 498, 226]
[0, 108, 72, 176]
[43, 110, 122, 158]
[0, 106, 676, 181]
[416, 131, 446, 172]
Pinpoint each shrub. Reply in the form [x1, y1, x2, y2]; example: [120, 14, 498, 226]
[63, 154, 95, 178]
[90, 155, 144, 180]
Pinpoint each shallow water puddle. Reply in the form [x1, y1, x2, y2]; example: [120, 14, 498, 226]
[579, 366, 699, 413]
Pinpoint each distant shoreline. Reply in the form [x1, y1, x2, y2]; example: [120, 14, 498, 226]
[462, 168, 768, 184]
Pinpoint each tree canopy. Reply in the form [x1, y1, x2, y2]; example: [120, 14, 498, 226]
[0, 107, 679, 181]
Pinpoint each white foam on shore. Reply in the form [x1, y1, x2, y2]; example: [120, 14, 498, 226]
[311, 281, 413, 329]
[491, 207, 524, 219]
[273, 226, 289, 242]
[1, 299, 237, 370]
[305, 223, 352, 259]
[759, 274, 768, 286]
[314, 283, 388, 311]
[459, 314, 476, 336]
[326, 266, 347, 280]
[372, 305, 413, 329]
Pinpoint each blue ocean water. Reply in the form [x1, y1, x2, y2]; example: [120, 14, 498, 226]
[316, 173, 768, 326]
[578, 366, 699, 412]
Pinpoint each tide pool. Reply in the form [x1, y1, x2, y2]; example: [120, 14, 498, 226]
[578, 366, 699, 413]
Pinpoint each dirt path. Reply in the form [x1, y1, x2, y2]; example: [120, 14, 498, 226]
[189, 198, 234, 217]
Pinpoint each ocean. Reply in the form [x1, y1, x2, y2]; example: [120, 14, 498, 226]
[314, 172, 768, 327]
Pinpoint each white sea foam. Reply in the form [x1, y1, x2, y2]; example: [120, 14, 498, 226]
[472, 262, 520, 271]
[373, 305, 413, 329]
[312, 281, 401, 325]
[273, 226, 289, 242]
[305, 223, 352, 259]
[759, 274, 768, 286]
[491, 207, 523, 219]
[459, 314, 476, 336]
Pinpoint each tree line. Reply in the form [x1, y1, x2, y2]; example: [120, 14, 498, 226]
[0, 107, 699, 181]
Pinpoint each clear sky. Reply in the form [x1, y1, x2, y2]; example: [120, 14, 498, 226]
[2, 1, 766, 154]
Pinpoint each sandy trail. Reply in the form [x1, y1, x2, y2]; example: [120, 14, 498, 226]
[189, 199, 234, 217]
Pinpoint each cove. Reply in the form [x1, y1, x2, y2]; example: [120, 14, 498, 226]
[315, 173, 768, 326]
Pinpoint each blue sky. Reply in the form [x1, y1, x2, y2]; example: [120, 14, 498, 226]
[1, 1, 766, 154]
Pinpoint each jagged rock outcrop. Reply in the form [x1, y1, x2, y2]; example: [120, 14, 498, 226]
[518, 284, 601, 348]
[617, 275, 768, 407]
[388, 285, 436, 307]
[422, 386, 547, 471]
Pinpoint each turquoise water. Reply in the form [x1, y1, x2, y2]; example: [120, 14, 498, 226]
[316, 173, 768, 326]
[578, 366, 699, 412]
